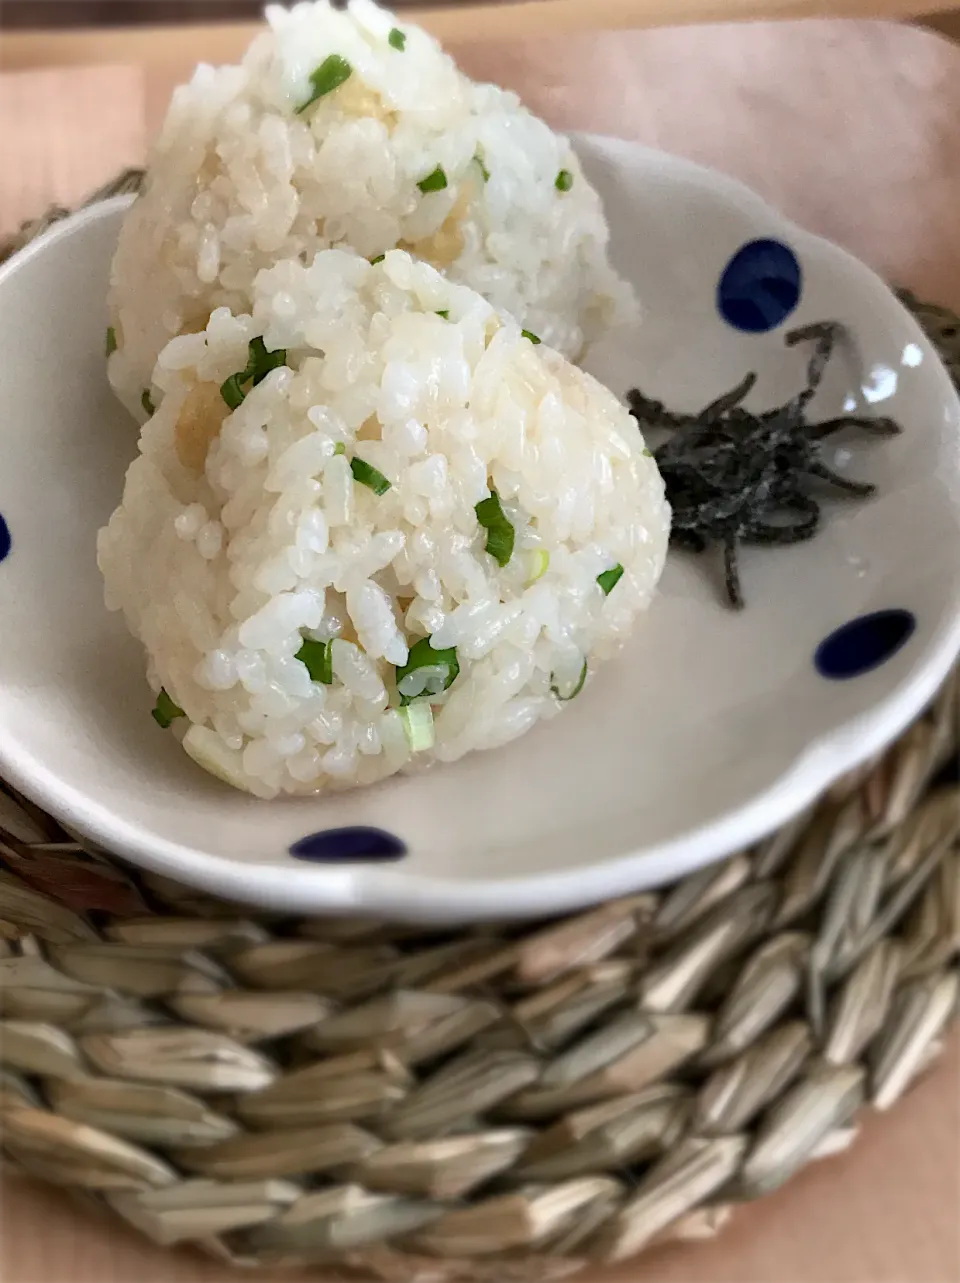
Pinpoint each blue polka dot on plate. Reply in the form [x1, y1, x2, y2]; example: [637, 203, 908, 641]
[814, 609, 916, 680]
[289, 826, 407, 863]
[0, 514, 10, 564]
[718, 239, 802, 333]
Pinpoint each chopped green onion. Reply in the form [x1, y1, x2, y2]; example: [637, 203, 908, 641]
[247, 336, 286, 385]
[152, 688, 185, 728]
[555, 169, 574, 192]
[388, 26, 406, 50]
[333, 442, 346, 456]
[436, 309, 450, 319]
[521, 329, 541, 345]
[597, 563, 625, 595]
[350, 457, 392, 496]
[551, 660, 587, 702]
[475, 489, 515, 567]
[105, 326, 117, 357]
[396, 636, 459, 705]
[643, 447, 653, 458]
[418, 165, 448, 194]
[296, 637, 334, 684]
[141, 388, 155, 415]
[524, 548, 550, 585]
[297, 54, 353, 114]
[220, 374, 246, 410]
[220, 337, 287, 409]
[474, 152, 490, 183]
[399, 702, 435, 751]
[369, 253, 385, 265]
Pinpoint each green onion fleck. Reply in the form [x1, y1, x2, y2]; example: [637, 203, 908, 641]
[436, 310, 450, 319]
[220, 374, 246, 410]
[475, 489, 515, 567]
[525, 548, 550, 585]
[369, 253, 385, 265]
[396, 636, 460, 705]
[333, 442, 346, 456]
[152, 688, 185, 728]
[418, 165, 448, 194]
[247, 336, 286, 385]
[643, 447, 653, 457]
[388, 26, 406, 50]
[296, 637, 334, 684]
[105, 326, 117, 357]
[399, 702, 435, 751]
[597, 563, 625, 595]
[350, 457, 392, 495]
[297, 54, 353, 114]
[220, 337, 287, 409]
[551, 660, 587, 702]
[141, 388, 155, 415]
[521, 329, 541, 345]
[474, 152, 490, 182]
[555, 169, 574, 192]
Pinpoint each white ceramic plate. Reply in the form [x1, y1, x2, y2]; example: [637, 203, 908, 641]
[1, 135, 959, 921]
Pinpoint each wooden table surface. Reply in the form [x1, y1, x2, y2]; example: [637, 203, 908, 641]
[1, 14, 959, 1283]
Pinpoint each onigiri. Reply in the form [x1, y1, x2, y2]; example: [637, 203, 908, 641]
[98, 249, 669, 798]
[106, 0, 636, 415]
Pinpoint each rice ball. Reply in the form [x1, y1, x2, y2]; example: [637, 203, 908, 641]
[107, 0, 636, 415]
[98, 249, 668, 798]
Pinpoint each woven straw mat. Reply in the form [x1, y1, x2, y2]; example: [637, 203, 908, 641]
[0, 174, 958, 1280]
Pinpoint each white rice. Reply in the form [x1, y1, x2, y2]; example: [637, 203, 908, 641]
[98, 249, 669, 797]
[106, 0, 636, 415]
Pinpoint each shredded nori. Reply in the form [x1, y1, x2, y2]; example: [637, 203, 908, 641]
[627, 322, 901, 610]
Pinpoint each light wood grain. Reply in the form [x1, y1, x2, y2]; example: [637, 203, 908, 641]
[452, 19, 960, 309]
[7, 19, 955, 308]
[0, 65, 144, 234]
[1, 0, 959, 79]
